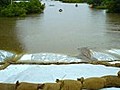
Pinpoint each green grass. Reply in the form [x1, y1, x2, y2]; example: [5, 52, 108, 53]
[60, 0, 84, 3]
[95, 5, 107, 9]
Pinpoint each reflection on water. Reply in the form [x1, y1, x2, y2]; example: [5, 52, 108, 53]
[106, 14, 120, 31]
[0, 1, 120, 56]
[105, 13, 120, 49]
[0, 18, 24, 53]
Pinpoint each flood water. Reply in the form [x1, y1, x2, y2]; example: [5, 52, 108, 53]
[0, 0, 120, 55]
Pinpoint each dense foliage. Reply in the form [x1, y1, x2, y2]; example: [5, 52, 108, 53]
[106, 0, 120, 13]
[57, 0, 120, 13]
[0, 0, 45, 17]
[86, 0, 102, 6]
[86, 0, 120, 13]
[0, 0, 120, 14]
[60, 0, 84, 3]
[0, 0, 11, 7]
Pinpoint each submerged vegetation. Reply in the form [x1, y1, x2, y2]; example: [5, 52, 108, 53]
[0, 0, 45, 17]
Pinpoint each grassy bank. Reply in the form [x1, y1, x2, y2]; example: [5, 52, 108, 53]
[95, 5, 107, 9]
[57, 0, 84, 3]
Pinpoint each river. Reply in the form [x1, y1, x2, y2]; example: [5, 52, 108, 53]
[0, 0, 120, 56]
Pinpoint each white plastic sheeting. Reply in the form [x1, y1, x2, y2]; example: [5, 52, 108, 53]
[0, 48, 120, 62]
[108, 49, 120, 55]
[79, 47, 120, 61]
[0, 64, 120, 90]
[91, 51, 118, 61]
[0, 64, 119, 83]
[0, 50, 15, 62]
[20, 53, 81, 62]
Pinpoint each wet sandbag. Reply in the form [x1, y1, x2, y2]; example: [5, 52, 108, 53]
[56, 79, 82, 90]
[101, 75, 120, 87]
[0, 83, 16, 90]
[82, 77, 106, 90]
[15, 81, 41, 90]
[38, 83, 61, 90]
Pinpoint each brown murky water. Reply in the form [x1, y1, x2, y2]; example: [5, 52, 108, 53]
[0, 1, 120, 55]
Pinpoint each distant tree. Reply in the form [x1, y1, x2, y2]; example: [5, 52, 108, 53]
[59, 0, 84, 3]
[24, 0, 44, 14]
[86, 0, 103, 6]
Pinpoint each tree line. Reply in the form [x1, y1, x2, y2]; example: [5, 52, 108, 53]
[0, 0, 120, 17]
[86, 0, 120, 13]
[0, 0, 45, 17]
[58, 0, 120, 13]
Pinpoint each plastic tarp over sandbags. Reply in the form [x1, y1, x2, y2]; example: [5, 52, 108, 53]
[91, 51, 118, 61]
[0, 50, 15, 62]
[108, 49, 120, 55]
[0, 64, 119, 83]
[20, 53, 81, 62]
[78, 47, 120, 61]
